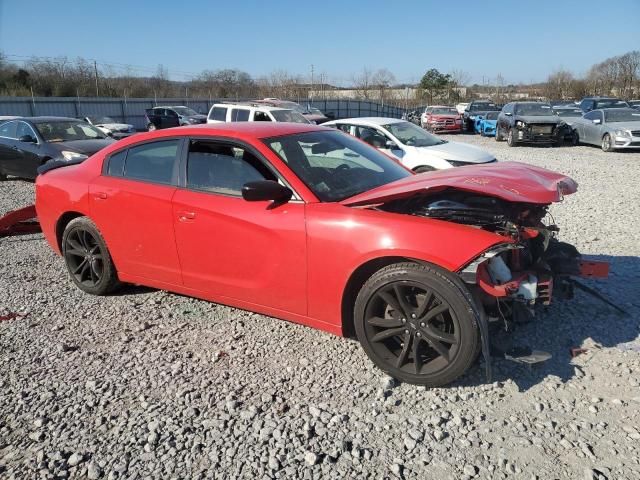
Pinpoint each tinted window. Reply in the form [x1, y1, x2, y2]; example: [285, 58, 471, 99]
[210, 107, 227, 121]
[583, 111, 600, 121]
[0, 121, 18, 139]
[107, 150, 127, 176]
[231, 109, 250, 122]
[123, 140, 179, 184]
[186, 141, 275, 195]
[16, 122, 36, 139]
[254, 111, 272, 122]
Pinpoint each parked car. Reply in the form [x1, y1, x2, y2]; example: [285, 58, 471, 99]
[0, 117, 114, 180]
[323, 117, 495, 172]
[255, 99, 329, 124]
[35, 122, 595, 387]
[207, 103, 309, 124]
[628, 100, 640, 110]
[82, 116, 136, 139]
[475, 111, 499, 137]
[455, 103, 469, 115]
[145, 106, 207, 131]
[403, 110, 421, 125]
[421, 106, 463, 133]
[496, 102, 572, 147]
[578, 97, 629, 113]
[571, 108, 640, 151]
[462, 100, 500, 132]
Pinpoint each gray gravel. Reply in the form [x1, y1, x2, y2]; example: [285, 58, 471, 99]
[1, 137, 640, 479]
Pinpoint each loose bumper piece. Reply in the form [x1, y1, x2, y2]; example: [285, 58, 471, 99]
[0, 205, 41, 237]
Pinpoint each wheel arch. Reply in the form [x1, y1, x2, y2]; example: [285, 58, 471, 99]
[55, 211, 86, 251]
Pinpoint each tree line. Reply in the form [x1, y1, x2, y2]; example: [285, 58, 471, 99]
[1, 50, 638, 104]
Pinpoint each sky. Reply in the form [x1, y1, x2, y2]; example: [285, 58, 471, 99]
[0, 0, 639, 86]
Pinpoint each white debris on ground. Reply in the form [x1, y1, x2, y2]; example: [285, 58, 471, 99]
[1, 136, 639, 479]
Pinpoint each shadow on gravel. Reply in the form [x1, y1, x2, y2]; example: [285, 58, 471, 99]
[455, 254, 640, 392]
[110, 284, 158, 296]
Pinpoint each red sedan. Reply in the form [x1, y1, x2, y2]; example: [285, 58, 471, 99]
[421, 106, 464, 133]
[35, 123, 602, 386]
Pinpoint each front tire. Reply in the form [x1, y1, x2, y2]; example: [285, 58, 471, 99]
[147, 123, 157, 132]
[62, 217, 119, 295]
[506, 128, 517, 147]
[0, 171, 7, 181]
[495, 125, 504, 141]
[354, 262, 480, 387]
[601, 133, 613, 152]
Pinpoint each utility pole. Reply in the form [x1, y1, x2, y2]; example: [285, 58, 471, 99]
[311, 64, 315, 100]
[93, 60, 99, 97]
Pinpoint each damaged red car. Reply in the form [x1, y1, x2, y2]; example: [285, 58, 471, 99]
[34, 123, 606, 387]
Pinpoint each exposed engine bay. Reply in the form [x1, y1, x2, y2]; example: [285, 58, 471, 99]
[380, 187, 614, 377]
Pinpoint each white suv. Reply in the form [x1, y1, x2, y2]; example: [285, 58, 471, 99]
[206, 103, 309, 124]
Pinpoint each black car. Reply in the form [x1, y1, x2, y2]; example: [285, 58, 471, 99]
[0, 117, 115, 180]
[496, 102, 573, 147]
[462, 100, 500, 132]
[578, 97, 629, 113]
[145, 106, 207, 131]
[628, 100, 640, 110]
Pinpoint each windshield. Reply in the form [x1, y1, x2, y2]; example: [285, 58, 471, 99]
[470, 102, 498, 112]
[271, 110, 310, 124]
[604, 109, 640, 123]
[35, 121, 107, 142]
[431, 107, 458, 115]
[88, 116, 116, 124]
[173, 107, 199, 116]
[515, 103, 552, 116]
[485, 111, 499, 120]
[554, 109, 582, 118]
[383, 121, 444, 147]
[264, 130, 410, 202]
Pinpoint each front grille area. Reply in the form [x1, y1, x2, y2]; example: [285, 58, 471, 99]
[530, 124, 554, 134]
[631, 130, 640, 136]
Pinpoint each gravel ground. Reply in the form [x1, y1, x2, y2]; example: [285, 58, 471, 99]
[1, 137, 639, 480]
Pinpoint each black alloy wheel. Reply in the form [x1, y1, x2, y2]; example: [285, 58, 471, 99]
[355, 263, 479, 386]
[62, 217, 119, 295]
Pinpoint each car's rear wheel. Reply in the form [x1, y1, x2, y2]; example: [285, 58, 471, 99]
[601, 133, 613, 152]
[506, 128, 517, 147]
[495, 125, 503, 142]
[0, 171, 7, 181]
[62, 217, 119, 295]
[354, 262, 480, 387]
[414, 165, 435, 174]
[147, 123, 157, 132]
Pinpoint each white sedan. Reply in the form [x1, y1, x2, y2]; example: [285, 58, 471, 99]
[323, 117, 496, 172]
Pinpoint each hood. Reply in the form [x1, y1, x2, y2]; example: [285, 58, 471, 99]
[48, 138, 116, 155]
[341, 162, 578, 207]
[98, 122, 132, 130]
[416, 141, 495, 163]
[187, 114, 207, 121]
[515, 115, 561, 124]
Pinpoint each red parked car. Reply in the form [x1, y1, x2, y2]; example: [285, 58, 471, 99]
[35, 123, 604, 386]
[421, 105, 464, 133]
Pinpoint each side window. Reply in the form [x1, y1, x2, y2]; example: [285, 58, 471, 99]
[583, 111, 598, 121]
[106, 150, 127, 176]
[355, 126, 386, 148]
[210, 107, 227, 121]
[597, 111, 604, 122]
[254, 111, 272, 122]
[0, 121, 18, 139]
[336, 124, 352, 134]
[231, 109, 250, 122]
[123, 140, 180, 184]
[186, 140, 276, 196]
[16, 122, 36, 140]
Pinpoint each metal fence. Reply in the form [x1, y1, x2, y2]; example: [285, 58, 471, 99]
[0, 96, 420, 130]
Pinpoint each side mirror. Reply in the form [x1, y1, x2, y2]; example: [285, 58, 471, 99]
[242, 180, 292, 203]
[385, 140, 399, 149]
[593, 119, 601, 124]
[19, 134, 37, 143]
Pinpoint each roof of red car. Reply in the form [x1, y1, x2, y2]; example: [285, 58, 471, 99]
[144, 122, 326, 141]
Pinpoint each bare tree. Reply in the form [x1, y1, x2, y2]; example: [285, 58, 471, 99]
[352, 67, 373, 99]
[371, 68, 396, 103]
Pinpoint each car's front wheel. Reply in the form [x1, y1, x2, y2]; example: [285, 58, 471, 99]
[354, 262, 480, 387]
[62, 217, 120, 295]
[147, 123, 157, 132]
[601, 133, 614, 152]
[0, 171, 7, 181]
[506, 128, 517, 147]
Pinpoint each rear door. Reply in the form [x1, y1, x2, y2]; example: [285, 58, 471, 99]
[171, 138, 307, 314]
[163, 109, 180, 129]
[13, 121, 43, 177]
[89, 138, 184, 284]
[0, 121, 21, 176]
[581, 111, 601, 144]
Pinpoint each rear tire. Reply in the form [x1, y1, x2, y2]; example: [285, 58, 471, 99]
[354, 262, 480, 387]
[62, 217, 120, 295]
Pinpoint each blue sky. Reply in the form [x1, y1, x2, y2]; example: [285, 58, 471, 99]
[1, 0, 638, 85]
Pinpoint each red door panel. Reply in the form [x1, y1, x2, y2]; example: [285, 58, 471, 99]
[172, 190, 307, 315]
[89, 177, 182, 284]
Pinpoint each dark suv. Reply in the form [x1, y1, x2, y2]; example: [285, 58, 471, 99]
[496, 102, 573, 147]
[462, 100, 500, 132]
[578, 97, 629, 113]
[145, 106, 206, 131]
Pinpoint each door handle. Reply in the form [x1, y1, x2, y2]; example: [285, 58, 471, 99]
[93, 192, 107, 200]
[178, 211, 196, 221]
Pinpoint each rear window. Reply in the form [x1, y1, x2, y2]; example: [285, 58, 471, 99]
[210, 107, 227, 121]
[0, 121, 17, 139]
[122, 140, 180, 184]
[107, 150, 127, 176]
[231, 109, 250, 122]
